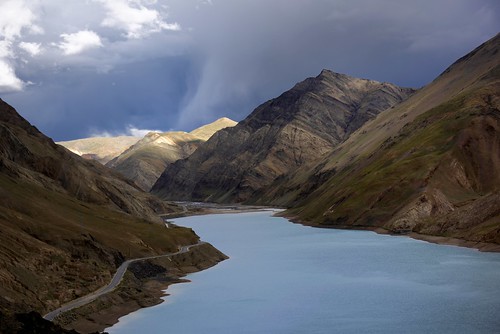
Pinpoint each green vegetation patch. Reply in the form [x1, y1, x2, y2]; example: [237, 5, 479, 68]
[294, 87, 492, 227]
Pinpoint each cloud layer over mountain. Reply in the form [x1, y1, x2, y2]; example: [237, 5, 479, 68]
[1, 0, 499, 140]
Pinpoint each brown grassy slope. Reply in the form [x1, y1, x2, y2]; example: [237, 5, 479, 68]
[107, 118, 237, 191]
[0, 174, 197, 315]
[281, 34, 500, 243]
[0, 99, 173, 223]
[0, 99, 212, 317]
[263, 34, 500, 206]
[106, 131, 204, 191]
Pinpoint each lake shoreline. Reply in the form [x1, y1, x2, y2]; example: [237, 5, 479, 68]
[169, 203, 500, 253]
[53, 205, 263, 333]
[283, 214, 500, 253]
[55, 242, 227, 333]
[59, 205, 499, 332]
[64, 276, 185, 334]
[103, 210, 500, 334]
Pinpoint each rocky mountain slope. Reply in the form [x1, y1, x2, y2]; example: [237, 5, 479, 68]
[269, 34, 500, 246]
[0, 99, 225, 331]
[107, 118, 237, 191]
[152, 71, 414, 202]
[57, 136, 140, 164]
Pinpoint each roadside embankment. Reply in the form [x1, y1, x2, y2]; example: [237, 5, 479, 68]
[54, 242, 227, 333]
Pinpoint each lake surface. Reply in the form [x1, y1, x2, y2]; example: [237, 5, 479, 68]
[108, 211, 500, 334]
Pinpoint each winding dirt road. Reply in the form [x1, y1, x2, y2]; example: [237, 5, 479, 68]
[43, 241, 205, 321]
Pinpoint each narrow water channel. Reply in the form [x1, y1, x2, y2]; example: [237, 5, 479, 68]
[108, 211, 500, 334]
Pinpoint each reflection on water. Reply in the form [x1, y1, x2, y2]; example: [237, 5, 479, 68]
[108, 211, 500, 334]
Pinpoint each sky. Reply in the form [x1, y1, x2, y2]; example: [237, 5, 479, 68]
[0, 0, 499, 141]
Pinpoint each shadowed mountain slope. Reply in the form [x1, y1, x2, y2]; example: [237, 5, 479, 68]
[0, 100, 170, 223]
[0, 99, 224, 325]
[152, 71, 413, 202]
[270, 34, 500, 245]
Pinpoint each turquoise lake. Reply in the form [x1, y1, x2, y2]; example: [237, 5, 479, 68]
[108, 210, 500, 333]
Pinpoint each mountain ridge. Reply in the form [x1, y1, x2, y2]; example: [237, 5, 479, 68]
[152, 70, 414, 202]
[106, 117, 237, 190]
[268, 34, 500, 245]
[152, 33, 499, 248]
[57, 136, 140, 164]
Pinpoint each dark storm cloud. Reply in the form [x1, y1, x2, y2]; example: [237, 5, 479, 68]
[1, 0, 499, 140]
[171, 0, 500, 128]
[6, 57, 191, 140]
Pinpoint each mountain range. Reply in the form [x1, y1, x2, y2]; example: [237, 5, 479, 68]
[106, 118, 236, 191]
[152, 33, 500, 246]
[0, 32, 498, 334]
[57, 136, 141, 164]
[58, 118, 237, 191]
[276, 33, 500, 245]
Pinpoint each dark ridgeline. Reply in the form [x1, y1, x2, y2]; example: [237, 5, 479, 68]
[151, 70, 414, 202]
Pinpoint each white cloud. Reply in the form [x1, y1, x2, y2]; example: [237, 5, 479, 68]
[0, 0, 40, 41]
[90, 125, 162, 138]
[89, 129, 114, 137]
[97, 0, 180, 39]
[19, 41, 42, 56]
[0, 59, 24, 91]
[0, 0, 184, 92]
[0, 40, 14, 58]
[126, 126, 162, 137]
[58, 30, 103, 55]
[0, 0, 42, 92]
[196, 0, 213, 9]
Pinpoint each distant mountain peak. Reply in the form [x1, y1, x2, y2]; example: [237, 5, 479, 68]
[145, 131, 162, 137]
[106, 117, 237, 191]
[317, 68, 348, 78]
[57, 136, 141, 164]
[441, 33, 499, 77]
[271, 33, 500, 241]
[189, 117, 237, 141]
